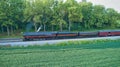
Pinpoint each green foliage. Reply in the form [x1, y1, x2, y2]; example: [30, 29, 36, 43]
[0, 39, 120, 67]
[0, 0, 25, 35]
[0, 0, 120, 35]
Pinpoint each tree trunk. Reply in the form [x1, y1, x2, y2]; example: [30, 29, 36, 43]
[68, 20, 71, 31]
[7, 26, 10, 36]
[1, 26, 4, 33]
[43, 23, 46, 32]
[34, 22, 37, 32]
[10, 26, 13, 34]
[60, 24, 62, 32]
[52, 25, 54, 31]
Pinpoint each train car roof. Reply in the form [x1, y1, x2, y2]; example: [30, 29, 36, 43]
[79, 31, 97, 33]
[99, 30, 120, 32]
[23, 32, 57, 36]
[58, 32, 77, 34]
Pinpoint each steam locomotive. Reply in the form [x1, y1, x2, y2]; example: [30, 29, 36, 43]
[23, 30, 120, 41]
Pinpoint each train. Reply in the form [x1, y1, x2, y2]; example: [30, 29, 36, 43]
[23, 30, 120, 41]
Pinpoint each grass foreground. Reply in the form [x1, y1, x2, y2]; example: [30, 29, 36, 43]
[0, 39, 120, 67]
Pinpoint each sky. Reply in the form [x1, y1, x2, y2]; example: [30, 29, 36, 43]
[76, 0, 120, 12]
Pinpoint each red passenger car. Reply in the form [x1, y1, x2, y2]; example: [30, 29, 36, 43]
[98, 30, 120, 37]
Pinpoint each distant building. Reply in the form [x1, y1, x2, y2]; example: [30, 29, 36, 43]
[82, 0, 87, 2]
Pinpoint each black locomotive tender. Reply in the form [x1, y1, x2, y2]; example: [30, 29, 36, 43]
[23, 30, 120, 41]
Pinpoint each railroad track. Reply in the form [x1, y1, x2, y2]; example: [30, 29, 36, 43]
[0, 36, 96, 43]
[0, 36, 120, 47]
[0, 38, 23, 43]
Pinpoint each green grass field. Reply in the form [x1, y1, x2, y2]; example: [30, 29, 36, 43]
[0, 40, 120, 67]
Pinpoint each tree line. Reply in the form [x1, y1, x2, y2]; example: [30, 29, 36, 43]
[0, 0, 120, 36]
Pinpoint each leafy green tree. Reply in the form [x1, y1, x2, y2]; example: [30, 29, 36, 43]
[91, 5, 106, 28]
[80, 2, 93, 29]
[0, 0, 25, 36]
[52, 0, 67, 31]
[65, 0, 78, 31]
[106, 8, 118, 28]
[24, 0, 54, 31]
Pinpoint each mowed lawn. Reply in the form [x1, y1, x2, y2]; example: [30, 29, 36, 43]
[0, 40, 120, 67]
